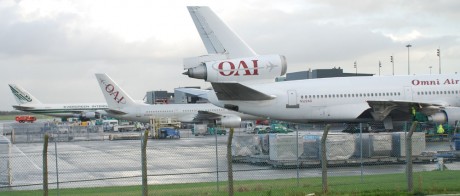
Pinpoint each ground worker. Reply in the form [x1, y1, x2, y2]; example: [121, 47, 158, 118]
[411, 107, 417, 121]
[437, 124, 445, 134]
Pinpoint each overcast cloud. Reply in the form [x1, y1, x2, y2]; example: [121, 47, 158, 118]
[1, 0, 459, 111]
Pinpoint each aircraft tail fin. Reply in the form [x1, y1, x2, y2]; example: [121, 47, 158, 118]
[8, 84, 42, 105]
[95, 73, 137, 110]
[187, 6, 256, 58]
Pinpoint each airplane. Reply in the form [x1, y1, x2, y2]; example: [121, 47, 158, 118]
[94, 73, 261, 128]
[182, 6, 460, 130]
[8, 84, 108, 121]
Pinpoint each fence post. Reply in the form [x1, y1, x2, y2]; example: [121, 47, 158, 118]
[406, 121, 418, 193]
[321, 124, 331, 194]
[215, 126, 219, 192]
[54, 139, 60, 195]
[227, 128, 234, 196]
[11, 129, 15, 144]
[359, 123, 363, 183]
[43, 134, 49, 196]
[296, 127, 300, 187]
[141, 130, 149, 196]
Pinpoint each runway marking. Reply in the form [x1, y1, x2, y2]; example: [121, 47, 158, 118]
[12, 144, 42, 171]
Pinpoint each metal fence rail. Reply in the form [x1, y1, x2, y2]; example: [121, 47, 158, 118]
[1, 121, 459, 195]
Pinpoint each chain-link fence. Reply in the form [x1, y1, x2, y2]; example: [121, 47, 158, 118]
[1, 121, 459, 195]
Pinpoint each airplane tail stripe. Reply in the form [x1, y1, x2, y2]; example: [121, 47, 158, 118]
[8, 84, 42, 105]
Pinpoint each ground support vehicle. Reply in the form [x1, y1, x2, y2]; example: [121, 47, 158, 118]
[253, 123, 292, 134]
[208, 127, 226, 135]
[15, 115, 36, 123]
[159, 127, 180, 139]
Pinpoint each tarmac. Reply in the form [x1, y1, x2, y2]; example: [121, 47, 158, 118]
[1, 121, 459, 191]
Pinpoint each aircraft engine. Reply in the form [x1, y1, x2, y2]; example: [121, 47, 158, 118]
[216, 115, 242, 128]
[183, 54, 287, 82]
[427, 107, 460, 126]
[78, 112, 98, 121]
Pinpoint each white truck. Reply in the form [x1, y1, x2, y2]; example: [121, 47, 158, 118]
[193, 124, 208, 136]
[103, 120, 138, 132]
[240, 121, 270, 133]
[103, 119, 119, 132]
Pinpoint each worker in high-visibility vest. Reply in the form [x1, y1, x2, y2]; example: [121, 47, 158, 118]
[411, 107, 417, 121]
[437, 124, 445, 134]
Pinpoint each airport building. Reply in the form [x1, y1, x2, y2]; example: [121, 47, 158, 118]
[145, 90, 174, 104]
[285, 67, 373, 81]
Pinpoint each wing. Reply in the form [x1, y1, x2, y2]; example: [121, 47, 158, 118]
[211, 82, 275, 101]
[194, 110, 222, 121]
[367, 100, 444, 121]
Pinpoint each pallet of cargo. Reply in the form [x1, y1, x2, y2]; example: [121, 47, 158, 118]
[231, 155, 251, 163]
[109, 134, 141, 140]
[267, 154, 441, 168]
[247, 155, 270, 165]
[232, 155, 270, 164]
[269, 159, 320, 168]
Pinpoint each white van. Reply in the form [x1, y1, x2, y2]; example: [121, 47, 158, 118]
[102, 119, 119, 132]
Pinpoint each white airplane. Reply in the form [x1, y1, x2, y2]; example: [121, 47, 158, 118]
[94, 73, 261, 127]
[8, 84, 108, 121]
[182, 6, 460, 130]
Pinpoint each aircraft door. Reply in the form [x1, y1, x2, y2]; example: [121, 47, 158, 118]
[135, 108, 142, 118]
[286, 90, 299, 108]
[404, 86, 413, 101]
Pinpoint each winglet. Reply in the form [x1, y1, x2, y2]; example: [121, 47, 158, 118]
[8, 84, 42, 105]
[187, 6, 256, 58]
[95, 73, 137, 110]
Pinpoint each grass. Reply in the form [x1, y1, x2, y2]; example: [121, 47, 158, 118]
[4, 170, 460, 196]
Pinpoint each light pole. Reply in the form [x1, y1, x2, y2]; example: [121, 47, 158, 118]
[429, 66, 432, 75]
[390, 56, 394, 76]
[354, 61, 357, 76]
[378, 60, 382, 76]
[406, 44, 412, 75]
[437, 48, 441, 74]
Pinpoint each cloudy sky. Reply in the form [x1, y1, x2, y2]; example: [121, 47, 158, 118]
[1, 0, 459, 111]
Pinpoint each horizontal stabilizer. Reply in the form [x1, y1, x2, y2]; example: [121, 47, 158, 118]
[12, 105, 35, 110]
[105, 109, 128, 115]
[175, 88, 209, 100]
[211, 83, 275, 101]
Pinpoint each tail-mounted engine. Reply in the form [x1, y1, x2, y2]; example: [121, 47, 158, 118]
[183, 54, 287, 82]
